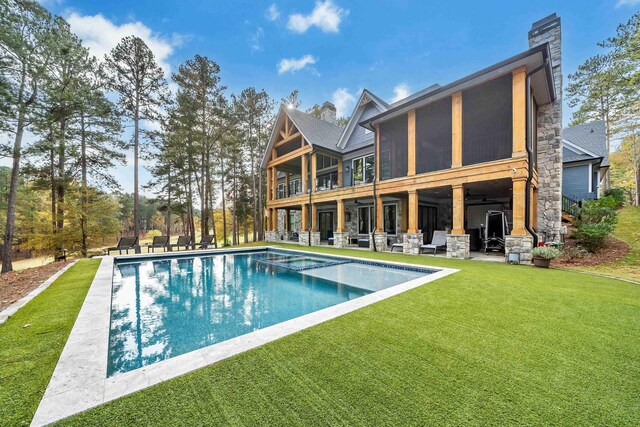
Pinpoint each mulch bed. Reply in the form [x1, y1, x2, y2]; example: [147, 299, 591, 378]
[553, 234, 630, 268]
[0, 261, 71, 311]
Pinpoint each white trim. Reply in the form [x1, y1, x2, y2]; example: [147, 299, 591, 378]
[597, 169, 601, 198]
[588, 162, 593, 193]
[32, 247, 457, 426]
[563, 139, 600, 159]
[0, 261, 77, 325]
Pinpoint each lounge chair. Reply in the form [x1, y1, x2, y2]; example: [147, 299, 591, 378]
[197, 235, 215, 249]
[390, 242, 403, 252]
[420, 230, 447, 255]
[107, 237, 139, 255]
[147, 236, 169, 253]
[171, 235, 193, 251]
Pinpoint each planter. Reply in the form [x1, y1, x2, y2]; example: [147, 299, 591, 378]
[532, 256, 551, 268]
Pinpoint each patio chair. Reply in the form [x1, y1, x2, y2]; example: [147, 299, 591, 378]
[171, 235, 194, 251]
[390, 242, 404, 252]
[197, 235, 215, 249]
[420, 230, 447, 255]
[147, 236, 169, 253]
[107, 237, 139, 255]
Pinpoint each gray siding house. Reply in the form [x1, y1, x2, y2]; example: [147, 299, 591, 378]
[562, 121, 609, 201]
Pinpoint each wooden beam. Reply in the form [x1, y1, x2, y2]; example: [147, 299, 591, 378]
[266, 168, 272, 201]
[408, 110, 416, 176]
[512, 67, 527, 158]
[274, 131, 301, 148]
[511, 177, 528, 236]
[311, 203, 317, 232]
[451, 184, 465, 235]
[301, 153, 308, 193]
[301, 203, 308, 231]
[272, 166, 278, 201]
[266, 145, 312, 167]
[336, 199, 345, 232]
[285, 115, 290, 137]
[452, 92, 462, 168]
[311, 152, 317, 193]
[285, 172, 290, 197]
[407, 191, 418, 234]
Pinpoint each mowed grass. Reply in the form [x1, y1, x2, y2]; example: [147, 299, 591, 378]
[570, 206, 640, 282]
[48, 245, 640, 426]
[0, 259, 100, 426]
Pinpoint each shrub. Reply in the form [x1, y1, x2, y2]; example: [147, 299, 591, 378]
[560, 245, 589, 261]
[604, 188, 626, 208]
[146, 230, 162, 238]
[531, 246, 561, 260]
[573, 199, 618, 252]
[587, 195, 620, 210]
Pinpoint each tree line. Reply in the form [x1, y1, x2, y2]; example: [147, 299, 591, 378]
[567, 12, 640, 205]
[0, 0, 293, 273]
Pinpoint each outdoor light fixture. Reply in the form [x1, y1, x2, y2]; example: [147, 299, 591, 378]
[345, 165, 350, 173]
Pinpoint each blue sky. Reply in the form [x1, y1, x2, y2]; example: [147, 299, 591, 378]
[36, 0, 640, 194]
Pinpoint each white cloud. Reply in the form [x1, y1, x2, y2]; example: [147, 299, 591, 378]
[332, 88, 355, 118]
[277, 54, 317, 74]
[266, 4, 280, 21]
[391, 83, 410, 103]
[617, 0, 640, 6]
[250, 27, 264, 51]
[287, 0, 348, 33]
[65, 12, 180, 75]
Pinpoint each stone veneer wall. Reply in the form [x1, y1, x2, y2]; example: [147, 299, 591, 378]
[505, 235, 534, 262]
[529, 17, 563, 242]
[446, 234, 470, 259]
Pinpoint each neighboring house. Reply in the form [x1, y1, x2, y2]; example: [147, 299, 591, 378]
[562, 120, 609, 202]
[262, 14, 565, 259]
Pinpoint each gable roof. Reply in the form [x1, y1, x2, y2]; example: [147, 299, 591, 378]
[563, 120, 608, 166]
[336, 89, 388, 150]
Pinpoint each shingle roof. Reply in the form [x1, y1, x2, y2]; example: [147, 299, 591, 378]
[287, 108, 345, 153]
[563, 120, 608, 166]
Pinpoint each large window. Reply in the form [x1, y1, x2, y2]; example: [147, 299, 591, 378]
[358, 206, 373, 234]
[384, 204, 397, 234]
[288, 178, 301, 196]
[317, 154, 338, 170]
[379, 114, 408, 180]
[462, 74, 513, 166]
[316, 171, 338, 191]
[416, 97, 452, 173]
[352, 155, 375, 185]
[277, 183, 286, 199]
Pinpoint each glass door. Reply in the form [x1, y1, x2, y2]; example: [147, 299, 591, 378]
[319, 212, 334, 240]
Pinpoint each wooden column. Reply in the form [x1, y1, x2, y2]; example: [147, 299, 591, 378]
[376, 196, 384, 232]
[284, 209, 290, 232]
[401, 197, 409, 233]
[512, 66, 527, 158]
[336, 199, 345, 232]
[285, 172, 290, 197]
[311, 203, 318, 232]
[266, 168, 272, 201]
[408, 110, 416, 176]
[301, 203, 308, 231]
[511, 177, 527, 236]
[311, 152, 317, 193]
[268, 208, 274, 231]
[375, 124, 380, 181]
[408, 190, 419, 234]
[451, 184, 465, 235]
[301, 153, 308, 193]
[272, 166, 278, 200]
[337, 160, 343, 188]
[452, 92, 462, 168]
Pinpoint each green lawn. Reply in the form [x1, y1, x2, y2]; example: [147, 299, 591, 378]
[567, 206, 640, 282]
[2, 248, 639, 426]
[0, 259, 101, 426]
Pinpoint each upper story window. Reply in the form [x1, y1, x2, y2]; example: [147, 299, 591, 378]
[462, 73, 513, 166]
[317, 171, 338, 191]
[416, 97, 452, 173]
[277, 183, 286, 199]
[288, 178, 301, 196]
[352, 155, 375, 185]
[379, 114, 408, 180]
[317, 154, 338, 170]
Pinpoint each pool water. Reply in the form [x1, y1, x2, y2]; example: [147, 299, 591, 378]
[108, 249, 431, 376]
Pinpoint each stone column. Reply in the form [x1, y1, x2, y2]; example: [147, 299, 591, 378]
[529, 14, 563, 242]
[505, 235, 534, 263]
[404, 232, 422, 255]
[333, 232, 348, 248]
[371, 232, 388, 252]
[446, 234, 470, 259]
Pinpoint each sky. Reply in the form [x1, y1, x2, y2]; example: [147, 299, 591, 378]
[25, 0, 640, 194]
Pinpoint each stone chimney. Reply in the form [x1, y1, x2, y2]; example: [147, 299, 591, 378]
[320, 101, 337, 125]
[528, 13, 563, 241]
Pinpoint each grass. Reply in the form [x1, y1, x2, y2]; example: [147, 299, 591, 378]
[0, 259, 100, 426]
[50, 245, 638, 426]
[567, 206, 640, 282]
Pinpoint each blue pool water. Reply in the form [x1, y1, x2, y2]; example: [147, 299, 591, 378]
[108, 249, 433, 376]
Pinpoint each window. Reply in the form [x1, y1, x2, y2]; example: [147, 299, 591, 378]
[462, 74, 513, 166]
[358, 206, 374, 234]
[289, 212, 296, 231]
[277, 183, 286, 199]
[352, 155, 375, 185]
[379, 114, 408, 180]
[416, 97, 452, 173]
[316, 171, 338, 191]
[384, 204, 397, 234]
[317, 154, 338, 170]
[288, 178, 301, 196]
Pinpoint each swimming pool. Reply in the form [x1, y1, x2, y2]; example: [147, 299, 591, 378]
[108, 249, 435, 376]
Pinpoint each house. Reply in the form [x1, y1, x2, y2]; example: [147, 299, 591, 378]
[562, 120, 609, 202]
[262, 13, 564, 259]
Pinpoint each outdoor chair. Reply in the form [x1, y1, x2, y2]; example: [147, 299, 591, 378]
[197, 235, 215, 249]
[357, 238, 369, 248]
[390, 242, 404, 252]
[107, 237, 139, 255]
[420, 230, 447, 255]
[171, 235, 194, 251]
[147, 236, 169, 253]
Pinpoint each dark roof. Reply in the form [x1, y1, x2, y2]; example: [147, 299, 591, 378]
[563, 120, 608, 166]
[390, 84, 441, 108]
[287, 108, 345, 153]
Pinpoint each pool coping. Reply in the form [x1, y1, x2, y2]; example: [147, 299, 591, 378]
[31, 246, 458, 426]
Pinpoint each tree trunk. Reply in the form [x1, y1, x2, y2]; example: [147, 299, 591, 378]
[167, 169, 172, 239]
[49, 133, 56, 235]
[221, 157, 227, 246]
[80, 112, 88, 257]
[56, 119, 66, 233]
[133, 100, 140, 239]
